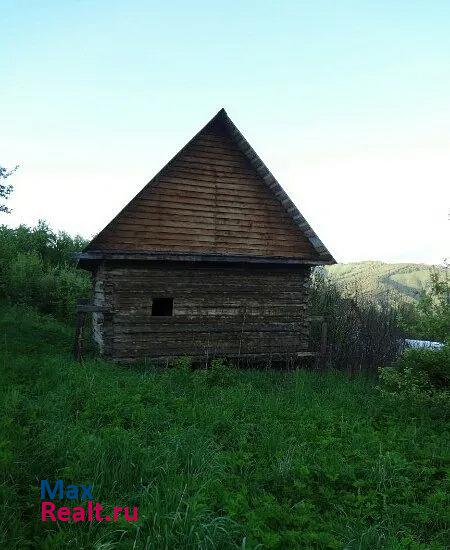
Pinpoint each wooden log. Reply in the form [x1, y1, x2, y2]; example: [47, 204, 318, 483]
[73, 310, 86, 362]
[82, 263, 313, 361]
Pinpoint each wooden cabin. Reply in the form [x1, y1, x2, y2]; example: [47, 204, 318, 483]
[77, 109, 335, 364]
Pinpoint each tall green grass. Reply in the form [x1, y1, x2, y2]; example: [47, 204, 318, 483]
[0, 305, 448, 549]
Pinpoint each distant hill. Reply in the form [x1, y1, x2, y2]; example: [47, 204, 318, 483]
[324, 261, 446, 303]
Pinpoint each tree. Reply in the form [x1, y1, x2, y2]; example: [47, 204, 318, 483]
[410, 262, 450, 342]
[0, 165, 18, 213]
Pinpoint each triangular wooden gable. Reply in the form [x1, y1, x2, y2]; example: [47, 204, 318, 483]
[85, 109, 334, 263]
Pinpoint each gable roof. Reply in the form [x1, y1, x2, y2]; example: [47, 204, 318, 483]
[79, 109, 335, 266]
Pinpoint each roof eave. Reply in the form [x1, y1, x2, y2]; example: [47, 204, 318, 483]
[76, 250, 335, 269]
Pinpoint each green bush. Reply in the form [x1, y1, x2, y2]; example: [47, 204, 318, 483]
[193, 357, 236, 387]
[171, 355, 194, 370]
[0, 221, 90, 319]
[402, 267, 450, 341]
[379, 345, 450, 406]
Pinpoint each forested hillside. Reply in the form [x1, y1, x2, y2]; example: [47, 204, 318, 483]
[326, 261, 446, 303]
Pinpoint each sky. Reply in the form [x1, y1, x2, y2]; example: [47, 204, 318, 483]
[1, 0, 449, 265]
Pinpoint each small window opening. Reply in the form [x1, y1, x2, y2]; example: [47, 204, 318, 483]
[152, 297, 173, 316]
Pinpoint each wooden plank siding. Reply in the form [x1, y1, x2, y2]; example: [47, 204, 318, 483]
[92, 263, 311, 363]
[79, 109, 336, 364]
[87, 119, 318, 258]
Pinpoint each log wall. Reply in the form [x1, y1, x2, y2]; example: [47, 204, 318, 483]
[92, 261, 312, 363]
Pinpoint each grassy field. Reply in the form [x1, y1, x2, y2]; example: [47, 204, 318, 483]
[0, 305, 448, 549]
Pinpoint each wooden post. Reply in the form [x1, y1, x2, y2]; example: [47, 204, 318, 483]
[320, 320, 328, 369]
[73, 298, 92, 362]
[73, 300, 109, 361]
[305, 315, 327, 369]
[73, 310, 86, 362]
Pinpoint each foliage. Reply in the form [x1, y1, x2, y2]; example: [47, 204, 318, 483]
[379, 264, 449, 406]
[403, 266, 450, 342]
[310, 271, 403, 373]
[0, 165, 17, 214]
[193, 357, 236, 387]
[0, 304, 448, 549]
[379, 344, 449, 406]
[0, 221, 90, 319]
[171, 355, 194, 369]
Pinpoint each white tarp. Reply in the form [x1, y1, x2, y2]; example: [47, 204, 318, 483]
[404, 339, 444, 350]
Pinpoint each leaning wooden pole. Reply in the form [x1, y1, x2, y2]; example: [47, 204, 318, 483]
[73, 309, 86, 362]
[320, 319, 328, 368]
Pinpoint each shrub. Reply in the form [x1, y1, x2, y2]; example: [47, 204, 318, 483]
[172, 356, 194, 370]
[193, 357, 236, 387]
[0, 222, 90, 320]
[405, 266, 450, 342]
[379, 344, 450, 406]
[310, 270, 404, 373]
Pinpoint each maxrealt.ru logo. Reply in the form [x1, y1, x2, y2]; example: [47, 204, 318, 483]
[40, 480, 138, 523]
